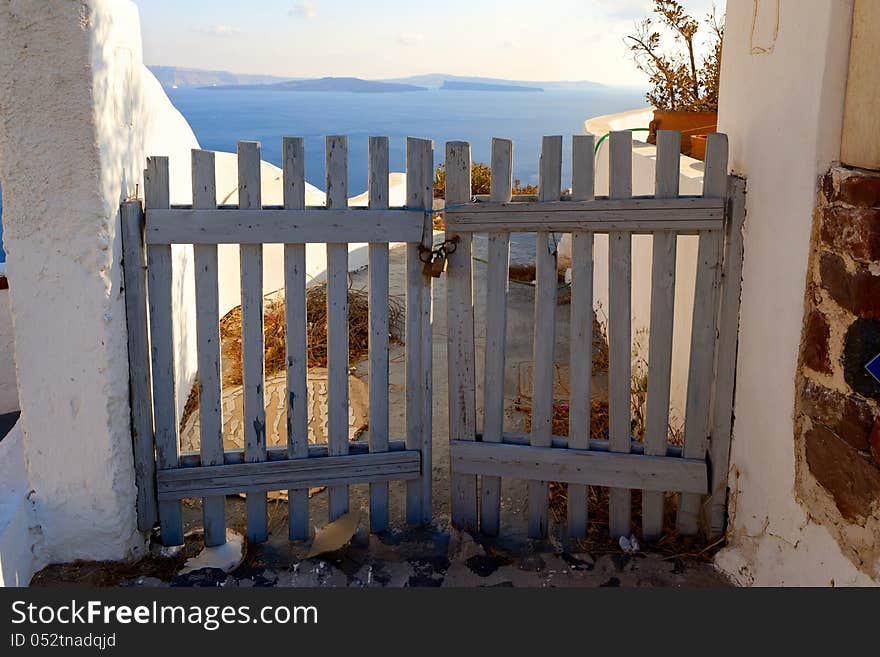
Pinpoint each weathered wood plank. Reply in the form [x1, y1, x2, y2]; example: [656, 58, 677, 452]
[451, 442, 707, 494]
[158, 451, 422, 500]
[481, 137, 513, 536]
[238, 141, 268, 542]
[444, 197, 722, 233]
[678, 132, 728, 535]
[528, 135, 562, 538]
[120, 200, 158, 533]
[405, 137, 434, 524]
[146, 208, 423, 245]
[191, 149, 226, 547]
[179, 439, 408, 467]
[415, 138, 435, 526]
[572, 133, 596, 202]
[326, 135, 351, 521]
[567, 132, 595, 538]
[404, 140, 424, 526]
[145, 156, 183, 546]
[642, 130, 680, 541]
[368, 136, 391, 532]
[707, 173, 744, 537]
[282, 136, 310, 540]
[608, 131, 633, 539]
[445, 141, 478, 530]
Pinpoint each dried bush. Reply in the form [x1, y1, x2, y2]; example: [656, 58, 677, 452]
[627, 0, 723, 112]
[433, 162, 538, 199]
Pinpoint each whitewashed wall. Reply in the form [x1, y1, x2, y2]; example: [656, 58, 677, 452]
[0, 0, 205, 572]
[712, 0, 877, 586]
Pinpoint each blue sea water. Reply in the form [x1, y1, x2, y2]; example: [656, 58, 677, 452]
[167, 87, 647, 194]
[0, 86, 647, 264]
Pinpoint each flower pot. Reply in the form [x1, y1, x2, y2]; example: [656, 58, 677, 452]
[690, 134, 708, 161]
[647, 110, 718, 156]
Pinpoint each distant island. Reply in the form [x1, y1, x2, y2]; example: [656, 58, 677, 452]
[213, 77, 427, 93]
[441, 80, 542, 92]
[147, 67, 611, 93]
[149, 65, 292, 89]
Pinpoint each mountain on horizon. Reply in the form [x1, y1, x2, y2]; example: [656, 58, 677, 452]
[385, 73, 607, 92]
[149, 65, 294, 88]
[147, 66, 611, 92]
[210, 77, 427, 93]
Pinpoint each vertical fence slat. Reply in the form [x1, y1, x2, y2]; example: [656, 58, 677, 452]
[121, 199, 157, 533]
[678, 132, 728, 535]
[417, 137, 435, 525]
[145, 156, 183, 546]
[446, 141, 478, 530]
[608, 131, 633, 539]
[481, 137, 513, 536]
[405, 137, 432, 524]
[238, 141, 268, 542]
[191, 149, 226, 547]
[367, 136, 391, 532]
[283, 136, 310, 540]
[641, 130, 680, 541]
[326, 135, 350, 521]
[567, 133, 595, 537]
[529, 135, 562, 538]
[708, 172, 745, 537]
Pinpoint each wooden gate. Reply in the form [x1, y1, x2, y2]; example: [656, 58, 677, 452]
[445, 131, 745, 540]
[122, 136, 434, 547]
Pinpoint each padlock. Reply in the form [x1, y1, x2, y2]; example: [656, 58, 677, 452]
[430, 254, 447, 278]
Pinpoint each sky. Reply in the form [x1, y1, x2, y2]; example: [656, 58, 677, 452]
[133, 0, 724, 86]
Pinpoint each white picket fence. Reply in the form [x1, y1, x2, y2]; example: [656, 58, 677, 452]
[444, 131, 745, 540]
[122, 136, 434, 546]
[122, 130, 745, 546]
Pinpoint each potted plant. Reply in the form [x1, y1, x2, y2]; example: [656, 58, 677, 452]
[627, 0, 723, 159]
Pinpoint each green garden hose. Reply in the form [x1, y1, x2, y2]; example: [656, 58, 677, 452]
[594, 128, 651, 155]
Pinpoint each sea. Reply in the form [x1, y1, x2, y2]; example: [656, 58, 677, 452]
[0, 86, 647, 263]
[167, 86, 647, 194]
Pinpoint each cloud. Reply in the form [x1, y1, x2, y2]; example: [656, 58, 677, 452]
[290, 2, 318, 20]
[190, 24, 241, 36]
[396, 32, 425, 46]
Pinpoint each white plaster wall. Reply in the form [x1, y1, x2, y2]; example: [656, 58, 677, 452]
[712, 0, 877, 586]
[139, 66, 201, 415]
[0, 421, 34, 586]
[0, 290, 19, 414]
[0, 0, 203, 569]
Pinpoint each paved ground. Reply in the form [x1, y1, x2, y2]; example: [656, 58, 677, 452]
[32, 238, 730, 587]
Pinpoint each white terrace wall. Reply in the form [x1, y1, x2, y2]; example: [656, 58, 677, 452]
[0, 0, 201, 570]
[713, 0, 878, 585]
[0, 288, 18, 414]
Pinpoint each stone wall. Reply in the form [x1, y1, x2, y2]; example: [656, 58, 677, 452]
[794, 166, 880, 578]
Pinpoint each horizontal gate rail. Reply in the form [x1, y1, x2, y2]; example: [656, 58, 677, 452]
[158, 450, 422, 500]
[450, 441, 707, 495]
[145, 208, 426, 244]
[177, 438, 411, 467]
[475, 432, 684, 457]
[444, 196, 723, 233]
